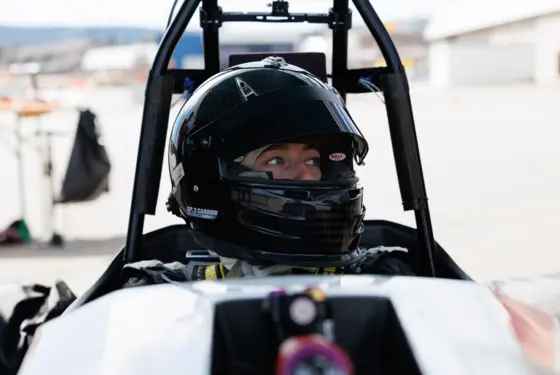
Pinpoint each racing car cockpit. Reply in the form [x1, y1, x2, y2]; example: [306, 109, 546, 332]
[65, 0, 470, 309]
[13, 2, 507, 375]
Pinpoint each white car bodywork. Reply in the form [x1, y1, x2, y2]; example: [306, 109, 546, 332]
[17, 275, 558, 375]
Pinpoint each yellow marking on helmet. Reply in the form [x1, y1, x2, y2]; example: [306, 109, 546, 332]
[323, 267, 337, 275]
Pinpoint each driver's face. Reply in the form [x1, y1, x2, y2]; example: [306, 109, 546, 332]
[252, 143, 321, 181]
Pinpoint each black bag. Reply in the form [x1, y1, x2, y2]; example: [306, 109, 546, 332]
[57, 109, 111, 203]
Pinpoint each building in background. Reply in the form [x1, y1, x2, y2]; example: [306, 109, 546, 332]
[0, 40, 91, 74]
[296, 19, 430, 80]
[425, 0, 560, 87]
[355, 19, 430, 80]
[167, 32, 204, 69]
[217, 22, 323, 70]
[81, 43, 158, 86]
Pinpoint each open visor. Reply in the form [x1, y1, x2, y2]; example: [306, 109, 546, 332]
[189, 86, 369, 165]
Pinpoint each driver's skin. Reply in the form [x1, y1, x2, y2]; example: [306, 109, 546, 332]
[122, 141, 416, 287]
[248, 142, 322, 181]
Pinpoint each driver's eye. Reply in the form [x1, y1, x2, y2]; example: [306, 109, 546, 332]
[267, 157, 284, 165]
[306, 158, 321, 166]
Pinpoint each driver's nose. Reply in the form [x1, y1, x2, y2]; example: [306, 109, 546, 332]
[295, 165, 318, 181]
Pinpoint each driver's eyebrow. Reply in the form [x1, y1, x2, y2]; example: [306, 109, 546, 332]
[262, 143, 314, 152]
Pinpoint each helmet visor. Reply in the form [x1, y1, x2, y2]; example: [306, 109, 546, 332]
[191, 86, 369, 165]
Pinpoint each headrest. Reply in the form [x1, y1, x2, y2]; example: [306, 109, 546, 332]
[228, 52, 328, 83]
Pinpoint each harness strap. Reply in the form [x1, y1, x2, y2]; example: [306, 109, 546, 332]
[190, 263, 344, 281]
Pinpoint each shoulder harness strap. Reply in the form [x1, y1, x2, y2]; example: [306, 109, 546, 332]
[189, 264, 344, 280]
[189, 263, 227, 281]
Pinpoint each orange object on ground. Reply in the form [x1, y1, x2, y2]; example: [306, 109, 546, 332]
[0, 98, 58, 117]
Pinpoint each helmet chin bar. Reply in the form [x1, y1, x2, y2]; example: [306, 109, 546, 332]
[237, 171, 273, 180]
[127, 0, 437, 277]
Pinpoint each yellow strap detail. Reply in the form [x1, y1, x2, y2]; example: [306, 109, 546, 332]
[205, 264, 218, 280]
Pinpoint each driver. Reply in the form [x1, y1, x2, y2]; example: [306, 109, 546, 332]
[122, 57, 415, 287]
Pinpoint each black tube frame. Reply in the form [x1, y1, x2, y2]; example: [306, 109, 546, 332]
[124, 0, 437, 276]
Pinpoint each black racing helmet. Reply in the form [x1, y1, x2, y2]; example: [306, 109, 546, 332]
[166, 57, 369, 267]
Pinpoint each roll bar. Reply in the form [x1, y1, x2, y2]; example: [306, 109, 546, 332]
[124, 0, 437, 276]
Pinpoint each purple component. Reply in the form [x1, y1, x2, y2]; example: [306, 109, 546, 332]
[270, 289, 287, 297]
[278, 339, 352, 375]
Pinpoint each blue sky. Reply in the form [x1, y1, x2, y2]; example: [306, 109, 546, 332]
[1, 0, 459, 28]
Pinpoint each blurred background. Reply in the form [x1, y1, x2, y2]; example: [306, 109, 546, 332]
[0, 0, 559, 293]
